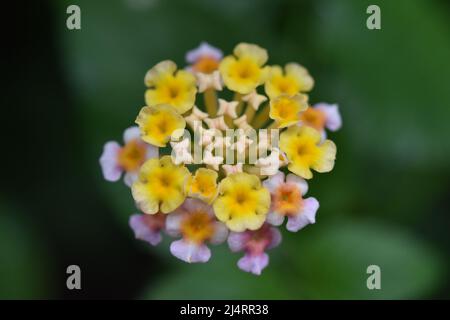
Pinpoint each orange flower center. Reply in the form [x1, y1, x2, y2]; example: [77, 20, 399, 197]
[118, 139, 147, 171]
[272, 183, 303, 216]
[180, 210, 215, 244]
[192, 56, 220, 74]
[299, 107, 326, 131]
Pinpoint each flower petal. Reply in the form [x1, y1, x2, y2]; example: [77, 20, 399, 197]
[170, 239, 211, 263]
[237, 253, 269, 275]
[227, 231, 248, 252]
[124, 171, 138, 187]
[186, 42, 223, 64]
[99, 141, 122, 181]
[129, 214, 162, 246]
[266, 211, 285, 226]
[145, 60, 177, 86]
[312, 140, 336, 173]
[210, 221, 229, 244]
[262, 171, 285, 192]
[123, 126, 141, 143]
[286, 197, 319, 232]
[286, 173, 308, 196]
[268, 227, 282, 249]
[165, 212, 184, 237]
[315, 103, 342, 132]
[234, 43, 268, 66]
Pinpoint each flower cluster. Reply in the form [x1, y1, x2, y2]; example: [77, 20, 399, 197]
[100, 42, 341, 275]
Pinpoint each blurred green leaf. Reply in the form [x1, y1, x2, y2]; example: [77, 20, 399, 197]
[283, 219, 444, 299]
[143, 245, 292, 299]
[0, 202, 51, 299]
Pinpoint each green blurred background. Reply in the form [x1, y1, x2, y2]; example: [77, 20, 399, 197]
[2, 0, 450, 299]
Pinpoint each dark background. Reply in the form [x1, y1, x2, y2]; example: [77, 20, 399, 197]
[1, 0, 449, 299]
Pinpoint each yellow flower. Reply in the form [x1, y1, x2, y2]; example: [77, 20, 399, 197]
[265, 63, 314, 99]
[144, 60, 197, 114]
[132, 156, 190, 214]
[219, 43, 268, 94]
[269, 94, 308, 128]
[135, 104, 186, 147]
[213, 172, 270, 232]
[186, 168, 218, 204]
[280, 126, 336, 179]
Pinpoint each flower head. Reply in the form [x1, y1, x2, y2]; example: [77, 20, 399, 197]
[269, 94, 308, 128]
[135, 104, 186, 147]
[186, 42, 223, 74]
[129, 212, 166, 246]
[228, 223, 281, 275]
[186, 168, 218, 204]
[166, 198, 228, 263]
[299, 103, 342, 137]
[280, 126, 336, 179]
[99, 126, 158, 186]
[213, 172, 270, 232]
[219, 43, 268, 94]
[265, 63, 314, 99]
[132, 155, 190, 214]
[145, 60, 197, 114]
[263, 171, 319, 232]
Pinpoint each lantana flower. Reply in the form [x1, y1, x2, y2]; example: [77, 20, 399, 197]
[166, 198, 228, 263]
[219, 43, 269, 94]
[263, 171, 319, 232]
[186, 42, 223, 74]
[269, 94, 308, 128]
[144, 60, 197, 114]
[213, 172, 270, 232]
[228, 223, 281, 275]
[299, 103, 342, 138]
[99, 126, 158, 186]
[265, 63, 314, 98]
[132, 155, 190, 214]
[129, 212, 166, 246]
[101, 42, 341, 276]
[280, 125, 336, 179]
[135, 104, 186, 147]
[185, 168, 218, 204]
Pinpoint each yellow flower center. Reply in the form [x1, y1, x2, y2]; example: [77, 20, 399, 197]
[180, 210, 215, 244]
[156, 76, 187, 104]
[132, 156, 189, 214]
[213, 172, 270, 232]
[117, 139, 147, 171]
[272, 75, 299, 96]
[145, 61, 196, 114]
[280, 126, 336, 179]
[270, 94, 308, 128]
[136, 105, 185, 147]
[272, 183, 303, 216]
[300, 107, 326, 131]
[192, 56, 220, 74]
[229, 57, 261, 83]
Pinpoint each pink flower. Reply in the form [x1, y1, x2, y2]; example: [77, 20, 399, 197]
[185, 42, 223, 74]
[299, 103, 342, 139]
[99, 126, 158, 186]
[129, 213, 166, 246]
[166, 198, 228, 263]
[263, 171, 319, 232]
[228, 223, 281, 275]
